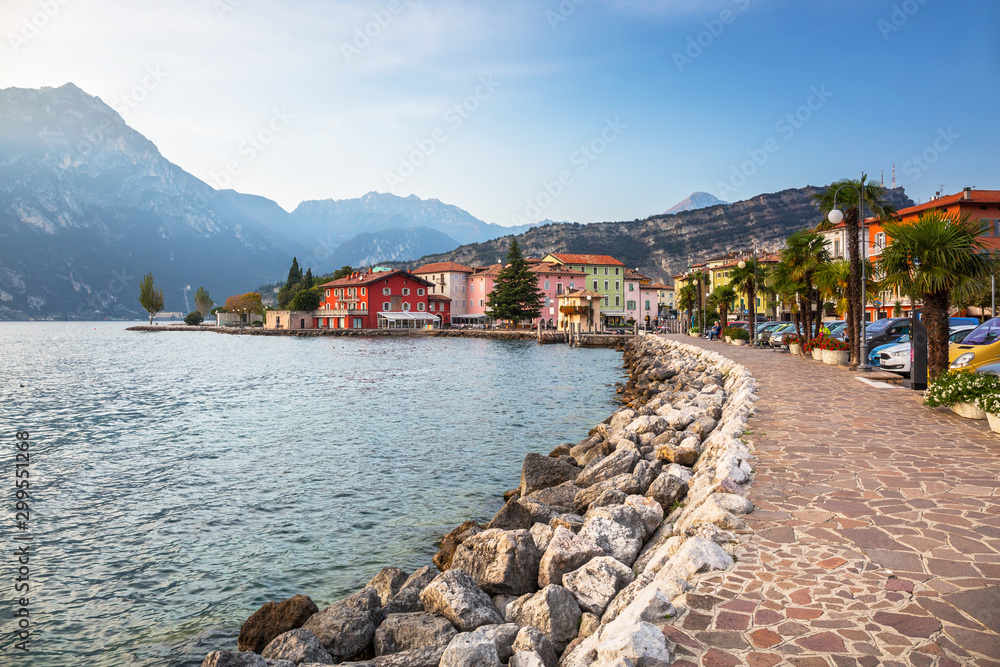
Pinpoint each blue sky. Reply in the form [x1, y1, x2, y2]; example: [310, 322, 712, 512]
[2, 0, 998, 224]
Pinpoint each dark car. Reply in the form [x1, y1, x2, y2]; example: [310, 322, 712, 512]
[864, 318, 911, 350]
[757, 321, 788, 345]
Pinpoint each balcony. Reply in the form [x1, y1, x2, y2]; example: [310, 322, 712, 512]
[315, 307, 368, 316]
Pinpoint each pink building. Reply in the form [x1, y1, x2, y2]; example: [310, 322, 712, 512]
[529, 262, 588, 328]
[463, 264, 503, 324]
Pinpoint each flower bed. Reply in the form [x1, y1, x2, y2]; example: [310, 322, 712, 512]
[925, 369, 1000, 420]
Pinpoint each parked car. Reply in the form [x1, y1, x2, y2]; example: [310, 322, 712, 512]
[950, 317, 1000, 371]
[864, 318, 913, 349]
[880, 325, 981, 374]
[768, 323, 799, 348]
[871, 335, 910, 370]
[757, 321, 788, 344]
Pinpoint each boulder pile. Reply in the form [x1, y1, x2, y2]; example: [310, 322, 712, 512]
[201, 336, 757, 667]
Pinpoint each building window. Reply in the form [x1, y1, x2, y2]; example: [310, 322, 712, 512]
[361, 287, 366, 296]
[402, 302, 410, 311]
[627, 300, 636, 310]
[544, 280, 550, 290]
[593, 280, 598, 290]
[402, 288, 410, 296]
[615, 267, 619, 275]
[418, 302, 425, 311]
[615, 280, 620, 290]
[593, 267, 598, 274]
[604, 267, 609, 275]
[556, 283, 564, 295]
[326, 289, 330, 297]
[603, 296, 609, 306]
[645, 300, 651, 310]
[874, 232, 886, 250]
[629, 283, 634, 291]
[615, 296, 620, 306]
[417, 288, 424, 296]
[461, 285, 466, 293]
[382, 302, 391, 310]
[480, 299, 484, 307]
[383, 287, 391, 295]
[604, 280, 609, 290]
[569, 282, 575, 289]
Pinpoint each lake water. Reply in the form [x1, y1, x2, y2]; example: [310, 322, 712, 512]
[0, 323, 624, 666]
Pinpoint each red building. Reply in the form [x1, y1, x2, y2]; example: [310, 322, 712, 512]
[316, 269, 438, 329]
[428, 294, 452, 325]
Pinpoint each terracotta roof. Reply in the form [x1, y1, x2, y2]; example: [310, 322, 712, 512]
[561, 289, 603, 299]
[546, 253, 625, 266]
[320, 269, 433, 288]
[624, 268, 651, 282]
[469, 264, 504, 277]
[897, 189, 1000, 217]
[648, 283, 672, 290]
[528, 262, 587, 276]
[428, 294, 452, 301]
[412, 262, 474, 274]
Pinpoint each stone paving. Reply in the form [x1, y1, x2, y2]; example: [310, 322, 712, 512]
[660, 335, 1000, 667]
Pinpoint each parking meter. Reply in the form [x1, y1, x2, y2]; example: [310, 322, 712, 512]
[908, 311, 928, 390]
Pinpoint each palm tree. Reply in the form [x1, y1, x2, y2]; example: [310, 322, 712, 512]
[782, 230, 831, 338]
[709, 284, 738, 326]
[813, 175, 897, 365]
[688, 269, 709, 333]
[729, 258, 764, 338]
[677, 283, 696, 330]
[877, 212, 993, 378]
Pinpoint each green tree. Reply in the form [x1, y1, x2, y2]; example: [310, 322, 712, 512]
[139, 273, 164, 324]
[709, 284, 737, 326]
[288, 287, 321, 311]
[286, 257, 303, 288]
[688, 269, 709, 332]
[332, 266, 354, 281]
[729, 258, 764, 333]
[813, 175, 897, 365]
[225, 293, 265, 326]
[194, 287, 214, 317]
[486, 239, 545, 324]
[781, 230, 830, 338]
[877, 212, 993, 378]
[184, 311, 204, 326]
[302, 268, 314, 290]
[677, 283, 696, 329]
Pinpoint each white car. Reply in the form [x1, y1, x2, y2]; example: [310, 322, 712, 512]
[877, 325, 978, 374]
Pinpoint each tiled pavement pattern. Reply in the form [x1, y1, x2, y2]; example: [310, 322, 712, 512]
[660, 336, 1000, 667]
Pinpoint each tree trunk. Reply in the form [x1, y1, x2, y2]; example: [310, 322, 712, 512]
[846, 210, 862, 366]
[148, 311, 153, 325]
[924, 291, 950, 379]
[749, 285, 756, 342]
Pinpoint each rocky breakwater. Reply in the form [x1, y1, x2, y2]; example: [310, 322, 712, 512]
[200, 335, 757, 667]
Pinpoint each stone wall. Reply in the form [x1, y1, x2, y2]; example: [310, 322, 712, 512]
[199, 335, 759, 667]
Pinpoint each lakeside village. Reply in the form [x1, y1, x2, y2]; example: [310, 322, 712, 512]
[159, 186, 1000, 347]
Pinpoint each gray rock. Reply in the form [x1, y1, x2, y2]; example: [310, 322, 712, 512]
[491, 594, 519, 619]
[624, 495, 663, 539]
[576, 450, 639, 488]
[512, 626, 557, 667]
[517, 497, 559, 525]
[369, 645, 447, 667]
[562, 556, 635, 617]
[505, 585, 582, 653]
[529, 523, 554, 552]
[573, 474, 640, 513]
[595, 622, 671, 666]
[577, 439, 614, 467]
[451, 528, 540, 596]
[510, 651, 547, 667]
[433, 521, 483, 572]
[261, 629, 333, 665]
[645, 473, 688, 511]
[373, 612, 457, 656]
[487, 498, 535, 531]
[529, 481, 583, 514]
[383, 566, 437, 615]
[578, 505, 644, 567]
[301, 587, 381, 662]
[537, 526, 605, 588]
[631, 460, 657, 494]
[664, 464, 692, 483]
[591, 488, 627, 509]
[368, 567, 409, 606]
[201, 653, 268, 667]
[609, 409, 637, 431]
[600, 571, 654, 625]
[520, 453, 580, 497]
[654, 444, 698, 466]
[419, 568, 504, 631]
[469, 623, 520, 662]
[439, 632, 503, 667]
[550, 513, 584, 533]
[264, 660, 295, 667]
[239, 594, 320, 653]
[578, 613, 600, 639]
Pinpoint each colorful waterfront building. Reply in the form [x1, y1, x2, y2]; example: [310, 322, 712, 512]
[315, 269, 438, 329]
[529, 261, 587, 328]
[541, 253, 627, 327]
[412, 262, 474, 319]
[464, 264, 503, 325]
[428, 294, 452, 326]
[557, 289, 602, 333]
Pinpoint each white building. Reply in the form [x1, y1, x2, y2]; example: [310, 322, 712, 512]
[412, 262, 474, 317]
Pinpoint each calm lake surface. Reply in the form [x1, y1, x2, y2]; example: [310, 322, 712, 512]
[0, 323, 624, 666]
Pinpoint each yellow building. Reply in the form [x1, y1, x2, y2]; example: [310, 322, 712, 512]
[557, 289, 602, 333]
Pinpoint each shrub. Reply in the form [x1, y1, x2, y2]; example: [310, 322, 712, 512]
[924, 369, 1000, 407]
[821, 337, 849, 351]
[731, 327, 750, 341]
[184, 311, 204, 326]
[784, 334, 801, 345]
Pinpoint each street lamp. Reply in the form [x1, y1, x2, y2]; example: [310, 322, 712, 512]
[827, 181, 872, 372]
[738, 255, 758, 344]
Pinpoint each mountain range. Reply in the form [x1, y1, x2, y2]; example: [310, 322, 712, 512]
[663, 191, 729, 215]
[0, 84, 536, 319]
[402, 186, 914, 283]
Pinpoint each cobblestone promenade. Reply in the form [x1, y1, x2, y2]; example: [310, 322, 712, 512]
[661, 335, 1000, 667]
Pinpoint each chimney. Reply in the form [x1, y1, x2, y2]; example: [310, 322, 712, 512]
[963, 187, 973, 200]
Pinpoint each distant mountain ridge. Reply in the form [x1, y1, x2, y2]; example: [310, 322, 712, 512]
[0, 84, 537, 319]
[664, 191, 729, 215]
[403, 186, 915, 284]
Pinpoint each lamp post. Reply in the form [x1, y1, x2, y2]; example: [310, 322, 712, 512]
[827, 181, 872, 372]
[738, 253, 758, 344]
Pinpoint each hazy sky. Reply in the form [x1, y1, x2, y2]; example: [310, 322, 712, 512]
[2, 0, 998, 224]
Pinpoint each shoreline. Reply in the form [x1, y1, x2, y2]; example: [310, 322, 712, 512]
[200, 334, 758, 667]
